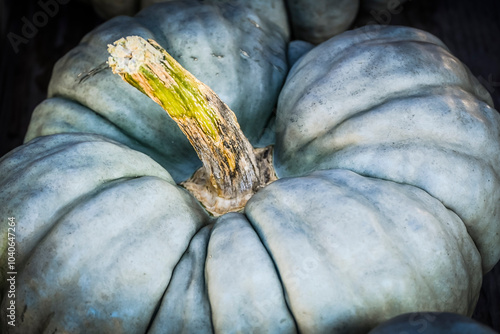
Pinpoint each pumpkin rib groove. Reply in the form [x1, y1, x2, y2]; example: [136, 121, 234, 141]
[45, 93, 174, 168]
[317, 146, 485, 215]
[145, 223, 215, 334]
[1, 134, 121, 184]
[26, 97, 203, 182]
[147, 224, 215, 334]
[245, 182, 341, 330]
[278, 82, 490, 166]
[6, 175, 208, 333]
[322, 143, 499, 272]
[244, 168, 482, 331]
[36, 95, 121, 129]
[239, 210, 301, 332]
[205, 213, 297, 332]
[255, 111, 277, 147]
[318, 85, 495, 150]
[12, 138, 174, 189]
[323, 143, 498, 209]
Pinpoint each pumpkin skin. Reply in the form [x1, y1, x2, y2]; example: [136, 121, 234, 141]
[283, 0, 412, 44]
[244, 169, 481, 332]
[2, 23, 500, 334]
[284, 0, 359, 44]
[0, 135, 482, 333]
[368, 312, 499, 334]
[0, 134, 209, 333]
[25, 0, 289, 182]
[275, 25, 500, 273]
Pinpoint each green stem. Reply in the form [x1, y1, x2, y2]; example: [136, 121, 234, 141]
[107, 36, 275, 215]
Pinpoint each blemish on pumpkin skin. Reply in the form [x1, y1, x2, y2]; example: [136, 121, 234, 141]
[248, 18, 261, 29]
[240, 50, 250, 59]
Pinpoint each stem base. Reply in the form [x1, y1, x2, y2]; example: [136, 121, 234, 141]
[182, 146, 277, 216]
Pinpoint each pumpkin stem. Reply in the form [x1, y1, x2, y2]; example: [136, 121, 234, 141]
[107, 36, 276, 216]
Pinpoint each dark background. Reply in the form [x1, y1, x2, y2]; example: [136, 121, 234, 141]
[1, 0, 499, 331]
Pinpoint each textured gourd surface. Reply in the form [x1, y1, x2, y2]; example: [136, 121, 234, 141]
[0, 134, 175, 266]
[0, 135, 482, 333]
[1, 24, 500, 333]
[0, 134, 209, 333]
[275, 25, 500, 273]
[25, 0, 288, 182]
[285, 0, 359, 44]
[245, 169, 481, 333]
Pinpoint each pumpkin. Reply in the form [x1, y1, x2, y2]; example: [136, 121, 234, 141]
[283, 0, 359, 44]
[1, 3, 499, 332]
[0, 133, 484, 333]
[283, 0, 412, 44]
[368, 312, 499, 334]
[274, 25, 500, 273]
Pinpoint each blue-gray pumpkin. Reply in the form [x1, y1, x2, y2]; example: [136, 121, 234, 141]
[1, 19, 499, 334]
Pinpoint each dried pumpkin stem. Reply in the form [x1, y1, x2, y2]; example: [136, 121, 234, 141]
[107, 36, 276, 216]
